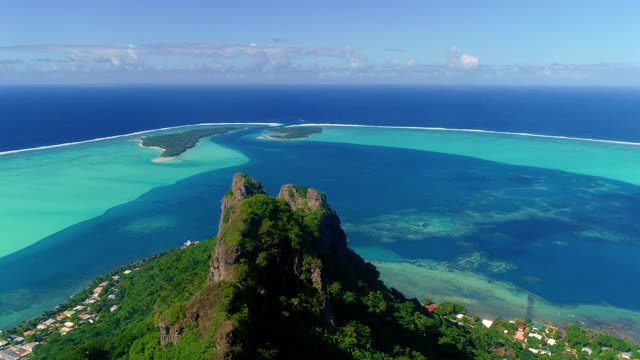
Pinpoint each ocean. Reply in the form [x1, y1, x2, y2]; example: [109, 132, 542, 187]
[1, 85, 640, 339]
[3, 86, 640, 152]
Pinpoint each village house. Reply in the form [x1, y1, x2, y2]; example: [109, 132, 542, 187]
[514, 330, 525, 342]
[582, 346, 593, 356]
[0, 349, 22, 360]
[7, 336, 23, 344]
[21, 343, 39, 352]
[123, 270, 132, 275]
[0, 340, 7, 348]
[481, 319, 494, 328]
[621, 352, 632, 359]
[546, 338, 557, 346]
[15, 349, 28, 357]
[529, 333, 543, 340]
[109, 305, 119, 312]
[59, 327, 72, 335]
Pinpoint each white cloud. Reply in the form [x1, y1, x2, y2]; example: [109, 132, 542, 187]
[459, 53, 479, 69]
[127, 44, 138, 60]
[448, 47, 480, 70]
[2, 43, 637, 85]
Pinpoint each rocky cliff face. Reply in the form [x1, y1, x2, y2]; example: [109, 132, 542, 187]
[208, 173, 267, 283]
[276, 184, 348, 257]
[209, 174, 351, 286]
[204, 173, 367, 358]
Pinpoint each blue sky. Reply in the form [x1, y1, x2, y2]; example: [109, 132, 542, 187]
[1, 0, 639, 85]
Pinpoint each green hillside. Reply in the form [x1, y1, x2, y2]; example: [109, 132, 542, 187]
[24, 173, 638, 360]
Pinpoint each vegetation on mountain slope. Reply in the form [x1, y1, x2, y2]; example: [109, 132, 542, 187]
[28, 173, 639, 359]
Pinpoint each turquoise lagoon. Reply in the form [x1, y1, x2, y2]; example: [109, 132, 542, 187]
[0, 126, 248, 257]
[303, 125, 640, 186]
[2, 125, 640, 341]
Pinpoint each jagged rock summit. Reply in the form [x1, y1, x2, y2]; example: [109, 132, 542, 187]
[204, 173, 388, 358]
[210, 173, 353, 285]
[277, 184, 329, 213]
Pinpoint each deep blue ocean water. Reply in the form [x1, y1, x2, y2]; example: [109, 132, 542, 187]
[1, 86, 640, 334]
[2, 86, 640, 152]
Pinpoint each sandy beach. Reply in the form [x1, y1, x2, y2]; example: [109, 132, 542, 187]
[136, 138, 175, 163]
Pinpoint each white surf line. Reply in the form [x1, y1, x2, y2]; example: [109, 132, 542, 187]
[290, 123, 640, 147]
[0, 122, 281, 157]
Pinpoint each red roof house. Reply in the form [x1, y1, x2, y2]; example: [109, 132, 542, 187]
[425, 305, 437, 313]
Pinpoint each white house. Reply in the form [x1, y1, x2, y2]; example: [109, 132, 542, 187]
[529, 333, 542, 340]
[481, 319, 494, 328]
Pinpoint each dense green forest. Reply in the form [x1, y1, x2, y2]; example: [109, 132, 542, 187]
[139, 127, 240, 157]
[26, 174, 638, 359]
[266, 126, 322, 139]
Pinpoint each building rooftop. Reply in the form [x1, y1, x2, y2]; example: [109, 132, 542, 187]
[514, 331, 525, 341]
[21, 343, 39, 351]
[0, 349, 22, 360]
[481, 319, 494, 328]
[529, 333, 542, 340]
[7, 336, 24, 343]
